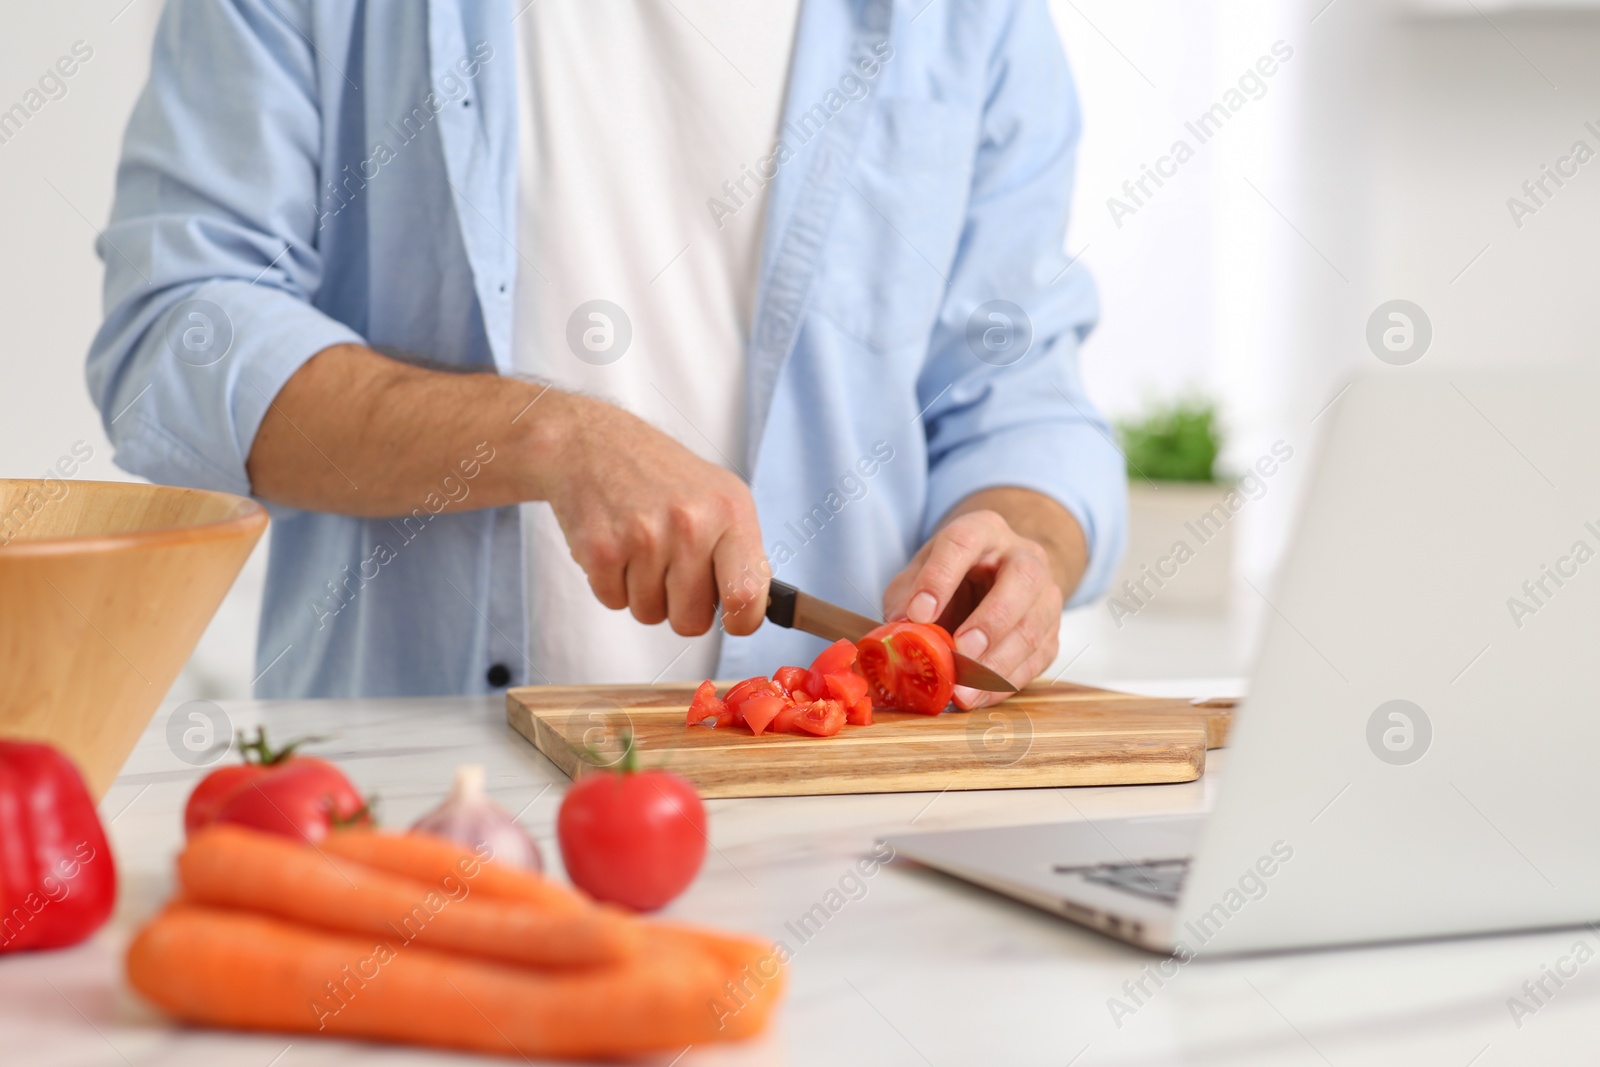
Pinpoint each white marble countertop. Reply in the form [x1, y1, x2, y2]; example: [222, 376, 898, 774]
[7, 680, 1597, 1066]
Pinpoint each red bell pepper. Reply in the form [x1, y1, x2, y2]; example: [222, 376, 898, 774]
[0, 741, 116, 952]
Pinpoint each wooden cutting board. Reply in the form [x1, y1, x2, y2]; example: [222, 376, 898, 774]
[506, 682, 1233, 799]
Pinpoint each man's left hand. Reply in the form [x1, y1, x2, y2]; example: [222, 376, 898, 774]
[882, 498, 1078, 709]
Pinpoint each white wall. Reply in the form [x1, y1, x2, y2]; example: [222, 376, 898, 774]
[1058, 0, 1600, 576]
[2, 3, 157, 475]
[1054, 0, 1307, 580]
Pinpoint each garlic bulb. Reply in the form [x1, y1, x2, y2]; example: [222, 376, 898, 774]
[410, 764, 543, 872]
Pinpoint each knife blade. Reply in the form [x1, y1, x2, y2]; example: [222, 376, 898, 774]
[763, 579, 1018, 694]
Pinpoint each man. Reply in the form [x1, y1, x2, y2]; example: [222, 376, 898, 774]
[87, 0, 1124, 708]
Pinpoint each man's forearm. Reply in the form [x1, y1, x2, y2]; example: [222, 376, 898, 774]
[246, 344, 552, 516]
[245, 342, 773, 633]
[942, 486, 1088, 600]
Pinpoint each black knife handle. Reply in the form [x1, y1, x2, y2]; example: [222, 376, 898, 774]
[765, 579, 798, 629]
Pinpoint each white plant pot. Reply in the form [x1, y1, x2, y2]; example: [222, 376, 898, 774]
[1109, 482, 1236, 613]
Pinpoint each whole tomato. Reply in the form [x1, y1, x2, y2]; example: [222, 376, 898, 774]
[557, 739, 706, 912]
[184, 728, 369, 844]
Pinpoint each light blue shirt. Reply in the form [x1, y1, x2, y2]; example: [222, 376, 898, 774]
[87, 0, 1125, 698]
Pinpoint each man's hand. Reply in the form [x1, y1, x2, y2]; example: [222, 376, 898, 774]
[882, 489, 1086, 709]
[247, 344, 768, 637]
[535, 392, 769, 636]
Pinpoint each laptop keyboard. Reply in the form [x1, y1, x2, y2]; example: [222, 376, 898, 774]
[1052, 857, 1191, 904]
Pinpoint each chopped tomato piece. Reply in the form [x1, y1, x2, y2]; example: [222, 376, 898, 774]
[686, 655, 876, 739]
[822, 670, 867, 705]
[772, 665, 813, 699]
[739, 694, 788, 736]
[792, 699, 847, 737]
[723, 676, 781, 715]
[771, 701, 803, 734]
[823, 671, 873, 726]
[855, 621, 956, 715]
[808, 638, 858, 677]
[686, 679, 725, 726]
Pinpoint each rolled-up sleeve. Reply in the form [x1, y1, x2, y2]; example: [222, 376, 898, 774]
[916, 0, 1126, 608]
[85, 0, 363, 496]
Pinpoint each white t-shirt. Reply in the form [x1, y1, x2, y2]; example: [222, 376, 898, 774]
[513, 2, 801, 685]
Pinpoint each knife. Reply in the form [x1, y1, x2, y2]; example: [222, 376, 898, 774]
[763, 579, 1018, 694]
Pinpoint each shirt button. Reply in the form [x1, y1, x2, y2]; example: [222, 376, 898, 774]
[486, 663, 511, 688]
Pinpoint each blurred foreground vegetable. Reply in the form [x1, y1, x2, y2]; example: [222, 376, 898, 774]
[126, 825, 782, 1059]
[184, 727, 369, 843]
[558, 738, 706, 912]
[410, 764, 542, 871]
[0, 740, 115, 952]
[178, 825, 635, 967]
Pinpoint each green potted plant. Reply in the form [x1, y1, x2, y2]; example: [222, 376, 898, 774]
[1109, 396, 1233, 616]
[1118, 398, 1221, 485]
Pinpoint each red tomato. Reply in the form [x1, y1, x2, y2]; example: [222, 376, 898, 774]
[808, 638, 858, 677]
[183, 763, 263, 832]
[185, 728, 370, 844]
[792, 699, 847, 737]
[722, 676, 781, 716]
[0, 741, 116, 953]
[739, 694, 788, 736]
[686, 680, 724, 726]
[822, 669, 868, 706]
[805, 640, 862, 706]
[687, 651, 877, 739]
[772, 665, 813, 699]
[557, 752, 706, 912]
[855, 621, 957, 715]
[823, 671, 874, 726]
[209, 761, 371, 843]
[719, 675, 794, 731]
[770, 701, 803, 734]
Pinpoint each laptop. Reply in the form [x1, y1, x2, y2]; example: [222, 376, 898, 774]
[885, 366, 1600, 955]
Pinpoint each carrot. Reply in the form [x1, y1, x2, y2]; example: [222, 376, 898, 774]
[126, 902, 784, 1059]
[318, 827, 587, 912]
[179, 825, 640, 968]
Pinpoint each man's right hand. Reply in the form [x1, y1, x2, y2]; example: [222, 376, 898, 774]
[532, 391, 770, 637]
[247, 344, 770, 637]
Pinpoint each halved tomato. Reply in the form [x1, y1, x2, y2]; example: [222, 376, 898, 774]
[772, 665, 814, 699]
[687, 679, 725, 726]
[855, 621, 956, 715]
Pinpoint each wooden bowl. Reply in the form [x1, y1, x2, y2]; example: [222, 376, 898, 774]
[0, 479, 267, 798]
